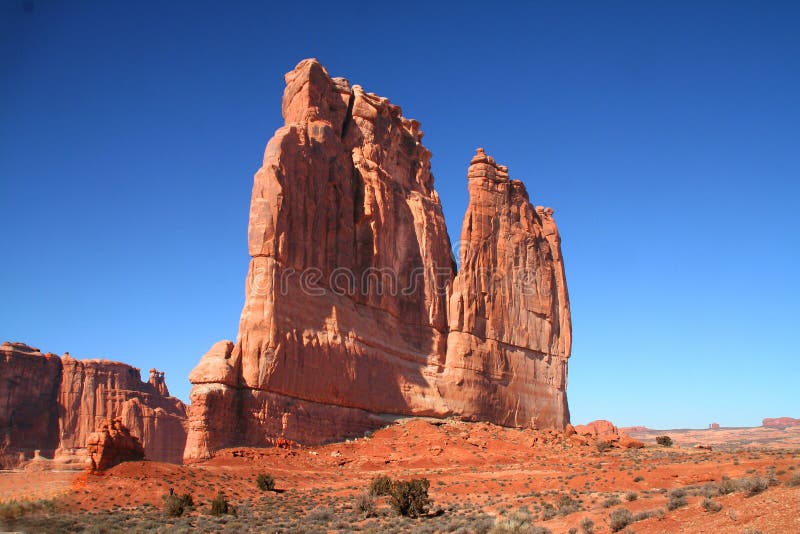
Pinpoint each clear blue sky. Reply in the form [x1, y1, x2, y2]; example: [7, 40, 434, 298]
[2, 1, 798, 429]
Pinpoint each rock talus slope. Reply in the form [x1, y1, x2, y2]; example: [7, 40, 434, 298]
[185, 59, 572, 460]
[0, 342, 187, 467]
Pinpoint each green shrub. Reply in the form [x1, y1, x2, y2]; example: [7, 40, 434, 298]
[0, 501, 25, 521]
[307, 506, 333, 522]
[608, 508, 633, 532]
[579, 517, 594, 534]
[489, 509, 533, 533]
[390, 478, 431, 517]
[163, 492, 193, 517]
[739, 477, 769, 497]
[718, 475, 737, 494]
[556, 494, 581, 516]
[369, 475, 393, 496]
[625, 491, 637, 501]
[596, 441, 612, 453]
[702, 497, 722, 512]
[489, 509, 552, 533]
[541, 502, 557, 520]
[470, 514, 496, 534]
[666, 488, 687, 511]
[209, 492, 230, 516]
[256, 473, 275, 491]
[786, 473, 800, 487]
[354, 491, 375, 518]
[601, 495, 621, 508]
[0, 499, 55, 522]
[655, 435, 673, 447]
[766, 467, 779, 486]
[699, 482, 719, 498]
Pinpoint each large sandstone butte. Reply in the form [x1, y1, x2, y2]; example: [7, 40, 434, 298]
[0, 342, 187, 467]
[185, 59, 571, 460]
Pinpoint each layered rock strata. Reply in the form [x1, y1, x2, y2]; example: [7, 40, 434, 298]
[0, 342, 187, 467]
[185, 59, 572, 460]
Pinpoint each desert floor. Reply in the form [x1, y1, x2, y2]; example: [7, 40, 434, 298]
[1, 419, 799, 533]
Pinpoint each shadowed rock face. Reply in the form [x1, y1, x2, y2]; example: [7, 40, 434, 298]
[0, 343, 62, 462]
[185, 59, 572, 460]
[0, 342, 187, 467]
[87, 418, 145, 471]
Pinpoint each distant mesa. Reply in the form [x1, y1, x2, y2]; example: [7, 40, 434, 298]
[621, 425, 650, 433]
[0, 341, 186, 469]
[184, 58, 572, 460]
[762, 417, 800, 429]
[709, 422, 720, 430]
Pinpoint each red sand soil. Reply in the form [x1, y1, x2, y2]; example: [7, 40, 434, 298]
[2, 419, 799, 532]
[0, 470, 76, 503]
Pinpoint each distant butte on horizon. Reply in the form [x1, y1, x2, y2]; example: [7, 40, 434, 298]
[183, 58, 572, 460]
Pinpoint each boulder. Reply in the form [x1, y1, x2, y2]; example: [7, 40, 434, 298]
[575, 419, 644, 448]
[574, 420, 620, 440]
[87, 418, 145, 471]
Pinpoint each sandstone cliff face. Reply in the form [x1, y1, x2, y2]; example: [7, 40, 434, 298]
[185, 59, 572, 460]
[442, 149, 571, 429]
[0, 343, 62, 464]
[0, 342, 187, 467]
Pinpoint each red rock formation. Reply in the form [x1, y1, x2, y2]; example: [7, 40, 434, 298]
[185, 59, 572, 460]
[0, 343, 62, 464]
[441, 148, 571, 429]
[762, 417, 800, 429]
[86, 418, 144, 471]
[149, 369, 169, 396]
[574, 420, 620, 440]
[574, 420, 644, 449]
[0, 342, 187, 467]
[57, 355, 187, 464]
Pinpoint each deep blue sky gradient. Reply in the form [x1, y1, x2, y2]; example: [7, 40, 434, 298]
[2, 1, 798, 428]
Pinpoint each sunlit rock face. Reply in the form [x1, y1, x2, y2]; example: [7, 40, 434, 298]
[0, 342, 187, 467]
[184, 59, 571, 461]
[441, 148, 571, 430]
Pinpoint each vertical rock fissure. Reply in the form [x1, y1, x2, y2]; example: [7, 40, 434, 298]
[341, 91, 355, 140]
